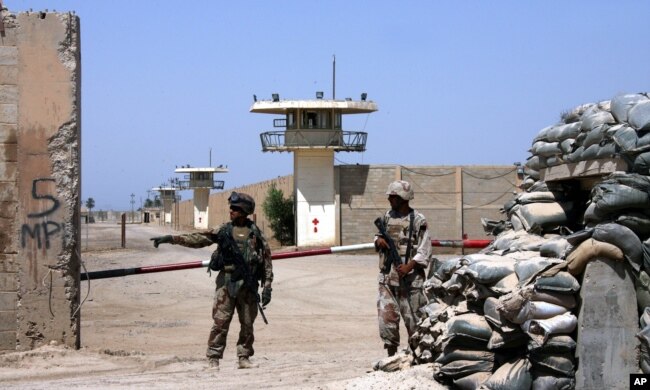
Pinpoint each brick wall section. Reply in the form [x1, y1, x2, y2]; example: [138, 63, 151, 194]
[0, 14, 19, 351]
[339, 165, 519, 250]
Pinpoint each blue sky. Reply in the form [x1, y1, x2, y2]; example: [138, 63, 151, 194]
[9, 1, 650, 210]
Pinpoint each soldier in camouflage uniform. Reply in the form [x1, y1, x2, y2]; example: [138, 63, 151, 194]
[150, 192, 273, 369]
[374, 180, 431, 357]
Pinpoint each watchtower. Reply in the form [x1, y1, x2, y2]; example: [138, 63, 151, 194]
[251, 92, 377, 246]
[151, 186, 177, 225]
[174, 166, 228, 229]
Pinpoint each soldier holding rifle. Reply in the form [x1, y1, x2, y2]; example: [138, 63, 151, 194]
[151, 192, 273, 370]
[374, 180, 431, 357]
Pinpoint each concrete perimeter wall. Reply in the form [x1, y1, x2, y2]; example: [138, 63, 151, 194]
[0, 11, 81, 352]
[176, 165, 519, 251]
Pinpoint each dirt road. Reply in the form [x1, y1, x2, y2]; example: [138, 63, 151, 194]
[0, 223, 445, 389]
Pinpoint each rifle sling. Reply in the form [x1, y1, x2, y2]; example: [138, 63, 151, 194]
[404, 210, 415, 265]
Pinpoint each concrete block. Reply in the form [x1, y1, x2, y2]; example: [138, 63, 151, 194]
[0, 330, 16, 351]
[0, 291, 17, 310]
[0, 182, 16, 201]
[0, 201, 17, 219]
[0, 254, 17, 272]
[0, 103, 17, 123]
[0, 85, 17, 103]
[0, 123, 16, 142]
[0, 272, 17, 290]
[0, 162, 16, 180]
[0, 47, 18, 65]
[0, 310, 15, 330]
[575, 258, 639, 390]
[0, 143, 17, 161]
[0, 65, 18, 84]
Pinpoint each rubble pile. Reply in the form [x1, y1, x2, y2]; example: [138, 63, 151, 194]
[407, 93, 650, 389]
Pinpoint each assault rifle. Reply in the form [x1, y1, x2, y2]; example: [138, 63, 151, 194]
[216, 228, 268, 324]
[374, 217, 404, 274]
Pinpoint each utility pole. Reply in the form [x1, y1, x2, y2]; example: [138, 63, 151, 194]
[130, 193, 135, 223]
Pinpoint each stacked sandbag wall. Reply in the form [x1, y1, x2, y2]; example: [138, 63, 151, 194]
[399, 92, 650, 389]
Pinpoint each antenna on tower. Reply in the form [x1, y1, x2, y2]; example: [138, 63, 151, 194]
[332, 54, 336, 100]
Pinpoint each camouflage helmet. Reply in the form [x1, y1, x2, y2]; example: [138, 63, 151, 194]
[228, 191, 255, 214]
[386, 180, 414, 201]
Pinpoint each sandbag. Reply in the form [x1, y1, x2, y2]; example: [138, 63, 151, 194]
[629, 100, 650, 131]
[447, 314, 493, 342]
[592, 183, 650, 214]
[454, 372, 492, 390]
[492, 229, 547, 252]
[435, 348, 495, 365]
[539, 238, 571, 259]
[534, 125, 554, 142]
[480, 358, 532, 390]
[604, 171, 650, 192]
[484, 297, 516, 331]
[581, 106, 615, 131]
[532, 373, 576, 389]
[512, 301, 568, 324]
[525, 155, 542, 171]
[464, 260, 516, 284]
[611, 93, 649, 123]
[534, 272, 580, 293]
[595, 142, 616, 159]
[612, 124, 639, 152]
[512, 202, 571, 234]
[529, 350, 575, 377]
[535, 142, 562, 157]
[522, 312, 578, 346]
[528, 289, 576, 309]
[515, 257, 559, 284]
[634, 152, 650, 175]
[566, 146, 584, 162]
[528, 334, 576, 353]
[487, 327, 528, 350]
[559, 139, 575, 154]
[616, 212, 650, 239]
[592, 222, 643, 270]
[555, 122, 581, 142]
[516, 191, 561, 204]
[580, 143, 600, 160]
[582, 124, 608, 148]
[435, 257, 464, 280]
[437, 359, 494, 380]
[563, 238, 624, 275]
[490, 273, 519, 295]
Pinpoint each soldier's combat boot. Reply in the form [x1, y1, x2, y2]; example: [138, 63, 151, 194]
[238, 356, 258, 369]
[208, 358, 220, 369]
[387, 345, 398, 357]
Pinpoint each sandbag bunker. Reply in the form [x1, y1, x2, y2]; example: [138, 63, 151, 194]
[375, 93, 650, 389]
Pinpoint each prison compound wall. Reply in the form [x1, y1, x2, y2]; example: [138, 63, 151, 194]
[0, 11, 81, 352]
[176, 165, 518, 250]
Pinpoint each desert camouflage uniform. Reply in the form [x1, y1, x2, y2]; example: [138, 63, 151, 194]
[170, 220, 273, 360]
[375, 208, 431, 349]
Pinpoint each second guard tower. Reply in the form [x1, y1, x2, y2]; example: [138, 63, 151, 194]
[252, 92, 377, 247]
[151, 186, 177, 225]
[174, 165, 228, 229]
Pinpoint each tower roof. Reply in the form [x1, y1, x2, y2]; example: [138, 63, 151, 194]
[250, 99, 378, 114]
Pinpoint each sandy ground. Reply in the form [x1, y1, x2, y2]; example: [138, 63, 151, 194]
[0, 223, 447, 389]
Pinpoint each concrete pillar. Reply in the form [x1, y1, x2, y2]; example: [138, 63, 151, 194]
[575, 258, 640, 389]
[0, 11, 81, 352]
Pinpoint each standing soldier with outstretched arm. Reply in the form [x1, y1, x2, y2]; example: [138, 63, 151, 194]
[374, 180, 431, 357]
[150, 192, 273, 370]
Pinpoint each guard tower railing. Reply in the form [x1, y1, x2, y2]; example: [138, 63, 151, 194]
[177, 180, 225, 190]
[260, 130, 367, 152]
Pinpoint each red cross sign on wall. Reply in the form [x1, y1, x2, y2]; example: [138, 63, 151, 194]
[312, 218, 319, 233]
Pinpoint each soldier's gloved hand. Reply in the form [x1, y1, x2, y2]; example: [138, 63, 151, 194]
[150, 235, 173, 248]
[261, 287, 272, 307]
